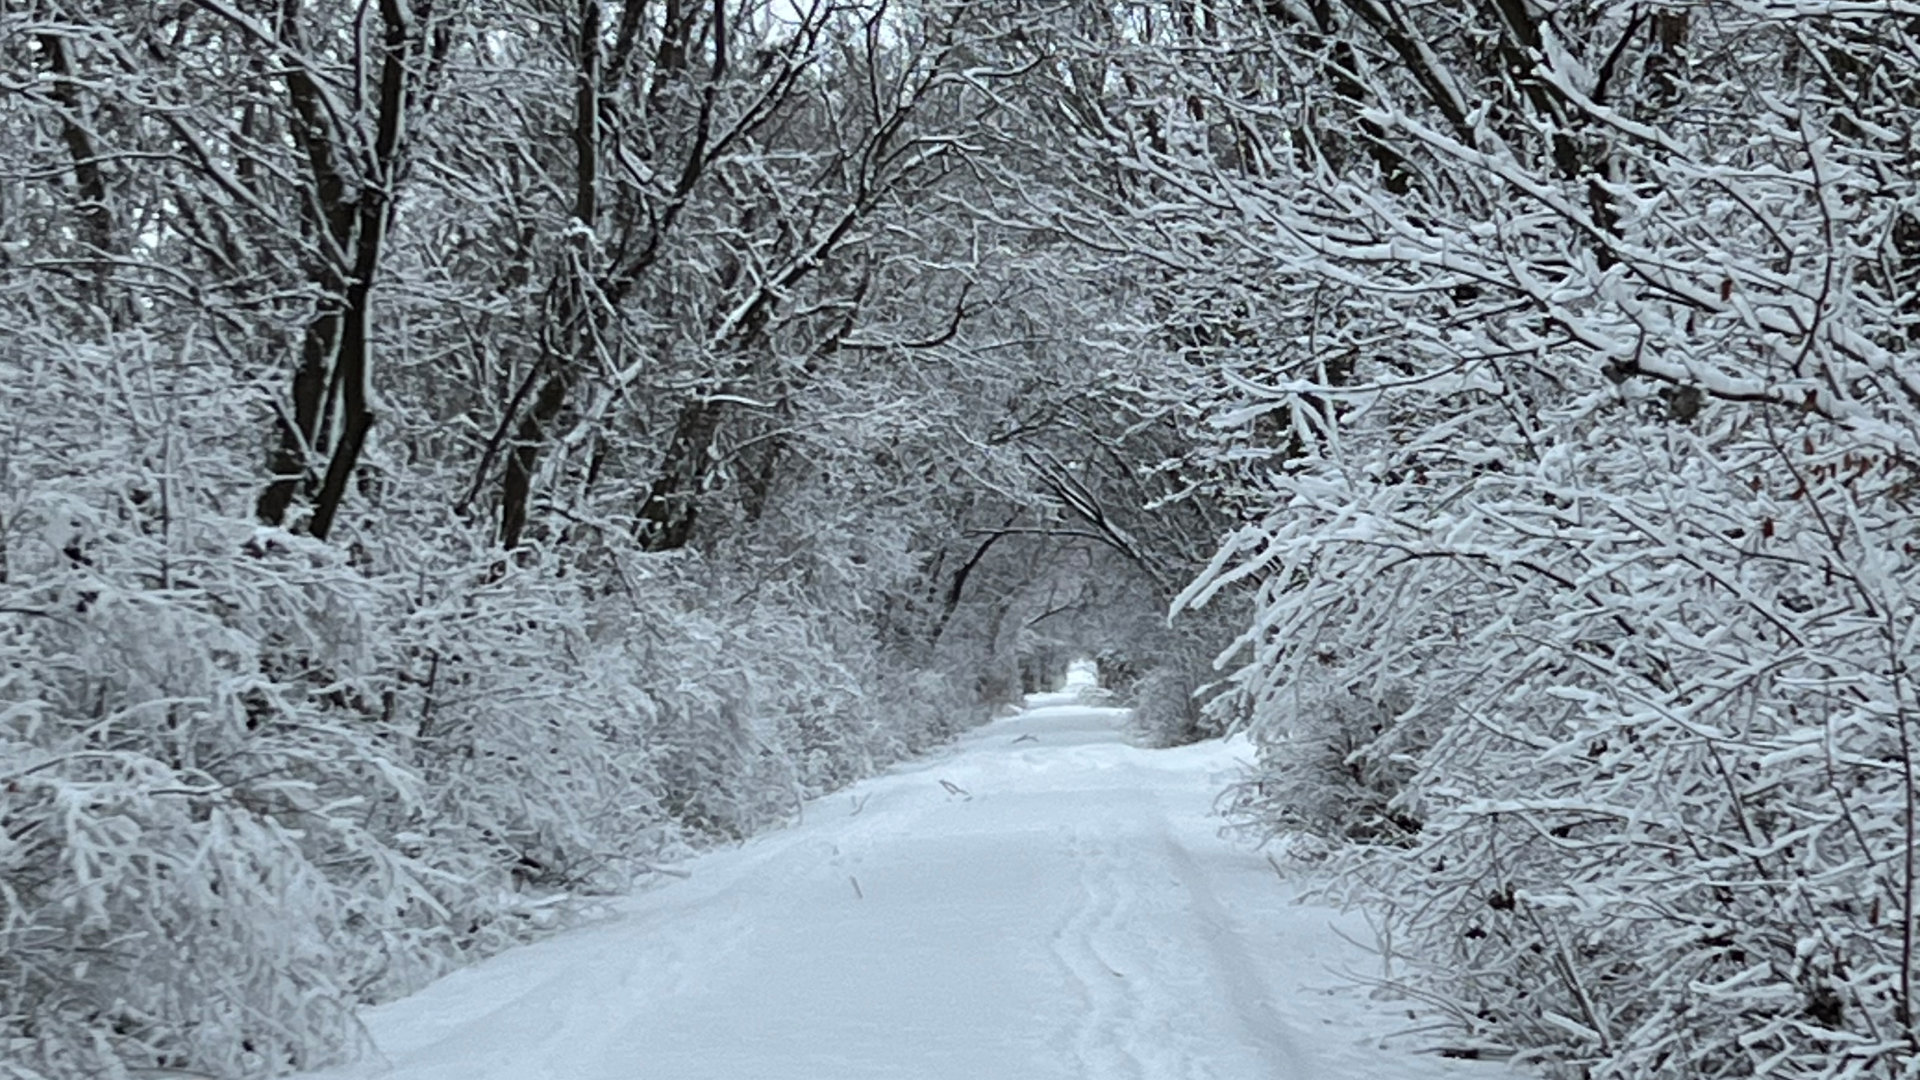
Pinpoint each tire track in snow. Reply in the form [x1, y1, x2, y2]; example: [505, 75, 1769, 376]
[1155, 828, 1315, 1078]
[1060, 785, 1316, 1080]
[1080, 792, 1274, 1080]
[1053, 824, 1147, 1079]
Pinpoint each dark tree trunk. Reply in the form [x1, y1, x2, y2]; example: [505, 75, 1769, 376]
[257, 304, 341, 526]
[37, 33, 112, 260]
[636, 398, 726, 551]
[255, 0, 427, 539]
[496, 0, 603, 549]
[499, 370, 574, 550]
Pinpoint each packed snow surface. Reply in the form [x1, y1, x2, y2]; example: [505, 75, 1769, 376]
[303, 687, 1515, 1080]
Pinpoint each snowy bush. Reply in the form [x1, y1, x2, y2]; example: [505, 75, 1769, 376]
[1222, 686, 1427, 847]
[1121, 666, 1196, 748]
[1124, 649, 1245, 749]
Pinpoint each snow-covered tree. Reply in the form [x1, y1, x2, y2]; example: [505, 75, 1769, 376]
[1045, 0, 1920, 1075]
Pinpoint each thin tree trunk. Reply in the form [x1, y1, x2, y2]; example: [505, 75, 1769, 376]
[308, 274, 378, 541]
[497, 0, 602, 549]
[257, 305, 340, 525]
[37, 33, 111, 259]
[499, 370, 573, 549]
[37, 30, 118, 321]
[636, 397, 725, 551]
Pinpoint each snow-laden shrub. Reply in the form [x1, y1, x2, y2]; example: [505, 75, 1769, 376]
[1121, 625, 1243, 748]
[0, 495, 684, 1072]
[970, 663, 1024, 709]
[1, 512, 404, 1077]
[1125, 666, 1202, 747]
[1198, 401, 1920, 1077]
[623, 527, 983, 841]
[1094, 649, 1147, 698]
[1221, 685, 1427, 847]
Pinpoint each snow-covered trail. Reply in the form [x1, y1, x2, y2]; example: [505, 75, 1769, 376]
[304, 695, 1514, 1080]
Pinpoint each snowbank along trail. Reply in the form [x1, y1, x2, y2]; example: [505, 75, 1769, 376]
[301, 688, 1519, 1080]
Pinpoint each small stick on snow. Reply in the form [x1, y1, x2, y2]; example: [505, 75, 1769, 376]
[849, 875, 864, 899]
[939, 779, 971, 799]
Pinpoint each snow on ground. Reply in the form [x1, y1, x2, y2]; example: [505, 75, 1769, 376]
[301, 673, 1519, 1080]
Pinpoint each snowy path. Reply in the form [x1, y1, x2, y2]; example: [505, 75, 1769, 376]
[304, 694, 1516, 1080]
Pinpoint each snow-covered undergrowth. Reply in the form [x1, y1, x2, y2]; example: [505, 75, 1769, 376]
[0, 339, 982, 1080]
[1190, 272, 1920, 1079]
[1209, 417, 1920, 1078]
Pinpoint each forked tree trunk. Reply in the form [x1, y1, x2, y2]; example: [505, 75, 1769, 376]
[255, 0, 424, 540]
